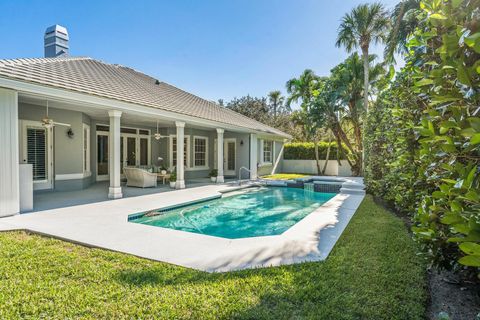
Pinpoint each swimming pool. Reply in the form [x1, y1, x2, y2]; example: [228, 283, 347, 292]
[131, 187, 336, 239]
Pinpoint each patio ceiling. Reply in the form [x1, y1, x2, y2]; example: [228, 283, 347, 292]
[19, 93, 224, 131]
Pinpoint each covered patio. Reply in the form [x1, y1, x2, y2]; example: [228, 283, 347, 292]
[11, 92, 264, 214]
[32, 178, 237, 212]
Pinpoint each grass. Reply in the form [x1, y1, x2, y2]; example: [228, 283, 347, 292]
[261, 173, 308, 180]
[0, 196, 427, 319]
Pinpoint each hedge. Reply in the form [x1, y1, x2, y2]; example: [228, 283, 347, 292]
[283, 142, 348, 160]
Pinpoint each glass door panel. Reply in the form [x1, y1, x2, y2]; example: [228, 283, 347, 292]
[97, 135, 109, 176]
[27, 127, 47, 181]
[21, 120, 52, 190]
[223, 139, 236, 176]
[227, 142, 235, 171]
[139, 137, 148, 166]
[120, 137, 124, 172]
[126, 137, 137, 166]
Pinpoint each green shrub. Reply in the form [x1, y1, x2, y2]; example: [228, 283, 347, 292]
[284, 142, 348, 160]
[365, 0, 480, 274]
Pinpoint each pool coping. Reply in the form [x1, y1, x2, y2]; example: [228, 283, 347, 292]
[0, 177, 365, 272]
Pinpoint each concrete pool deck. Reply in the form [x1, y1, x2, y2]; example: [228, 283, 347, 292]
[0, 177, 365, 272]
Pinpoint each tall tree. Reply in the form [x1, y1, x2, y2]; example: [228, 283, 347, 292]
[312, 54, 385, 176]
[224, 96, 270, 124]
[286, 70, 323, 174]
[336, 3, 388, 173]
[268, 90, 284, 120]
[384, 0, 421, 63]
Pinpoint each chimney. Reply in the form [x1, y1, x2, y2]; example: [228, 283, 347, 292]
[44, 25, 69, 58]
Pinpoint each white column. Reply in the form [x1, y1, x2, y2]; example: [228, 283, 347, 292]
[175, 121, 185, 189]
[108, 110, 123, 199]
[216, 128, 224, 183]
[249, 133, 258, 180]
[0, 88, 19, 217]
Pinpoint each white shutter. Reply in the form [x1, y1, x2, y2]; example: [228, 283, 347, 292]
[26, 127, 47, 181]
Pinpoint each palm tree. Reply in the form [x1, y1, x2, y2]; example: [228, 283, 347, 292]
[311, 54, 385, 176]
[336, 3, 389, 115]
[384, 0, 421, 63]
[286, 69, 318, 110]
[336, 3, 389, 174]
[331, 53, 385, 154]
[286, 70, 323, 174]
[267, 90, 285, 120]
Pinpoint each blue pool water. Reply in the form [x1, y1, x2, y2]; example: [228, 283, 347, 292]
[131, 187, 336, 239]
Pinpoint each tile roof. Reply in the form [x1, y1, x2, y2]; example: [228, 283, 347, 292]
[0, 57, 289, 137]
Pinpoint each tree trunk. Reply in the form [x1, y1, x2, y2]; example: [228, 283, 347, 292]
[321, 133, 332, 175]
[330, 117, 361, 176]
[361, 46, 370, 176]
[314, 134, 321, 175]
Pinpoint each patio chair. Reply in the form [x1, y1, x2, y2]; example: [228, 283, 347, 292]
[124, 167, 157, 188]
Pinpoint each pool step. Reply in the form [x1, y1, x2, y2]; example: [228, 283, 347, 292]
[339, 187, 365, 195]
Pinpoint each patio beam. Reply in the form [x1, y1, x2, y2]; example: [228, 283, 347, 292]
[216, 128, 224, 183]
[108, 110, 123, 199]
[0, 88, 20, 216]
[175, 121, 185, 189]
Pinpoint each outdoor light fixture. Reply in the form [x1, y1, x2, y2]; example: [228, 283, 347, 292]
[240, 140, 244, 146]
[67, 128, 74, 138]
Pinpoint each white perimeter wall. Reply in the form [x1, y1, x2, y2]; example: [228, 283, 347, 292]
[282, 159, 352, 176]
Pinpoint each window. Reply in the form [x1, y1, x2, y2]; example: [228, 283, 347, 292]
[193, 136, 208, 168]
[170, 136, 190, 168]
[83, 124, 91, 174]
[139, 129, 150, 136]
[120, 127, 137, 134]
[263, 140, 273, 164]
[96, 125, 109, 132]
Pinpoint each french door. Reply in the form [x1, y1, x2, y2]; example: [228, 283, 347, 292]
[20, 120, 53, 190]
[121, 134, 138, 173]
[224, 138, 236, 176]
[96, 130, 151, 181]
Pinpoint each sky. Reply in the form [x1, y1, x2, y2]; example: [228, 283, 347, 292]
[0, 0, 399, 102]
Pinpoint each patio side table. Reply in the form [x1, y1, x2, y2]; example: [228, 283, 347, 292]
[156, 173, 171, 185]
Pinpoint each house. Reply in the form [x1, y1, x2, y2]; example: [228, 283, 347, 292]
[0, 25, 290, 217]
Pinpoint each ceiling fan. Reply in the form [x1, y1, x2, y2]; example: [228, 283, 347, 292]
[41, 100, 71, 128]
[153, 120, 168, 140]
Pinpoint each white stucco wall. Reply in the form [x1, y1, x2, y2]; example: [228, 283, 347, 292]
[281, 159, 352, 176]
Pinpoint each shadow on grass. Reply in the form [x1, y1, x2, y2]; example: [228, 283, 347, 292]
[114, 264, 283, 287]
[115, 268, 213, 286]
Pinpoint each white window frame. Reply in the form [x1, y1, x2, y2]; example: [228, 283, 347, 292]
[83, 123, 91, 176]
[193, 135, 209, 169]
[169, 134, 190, 169]
[261, 139, 273, 165]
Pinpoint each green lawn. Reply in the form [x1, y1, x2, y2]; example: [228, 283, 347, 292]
[0, 196, 427, 319]
[261, 173, 308, 180]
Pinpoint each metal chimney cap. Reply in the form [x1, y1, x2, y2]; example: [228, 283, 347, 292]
[45, 24, 69, 39]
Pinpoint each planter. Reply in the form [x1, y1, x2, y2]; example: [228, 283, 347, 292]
[161, 170, 167, 175]
[170, 181, 176, 188]
[210, 176, 216, 182]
